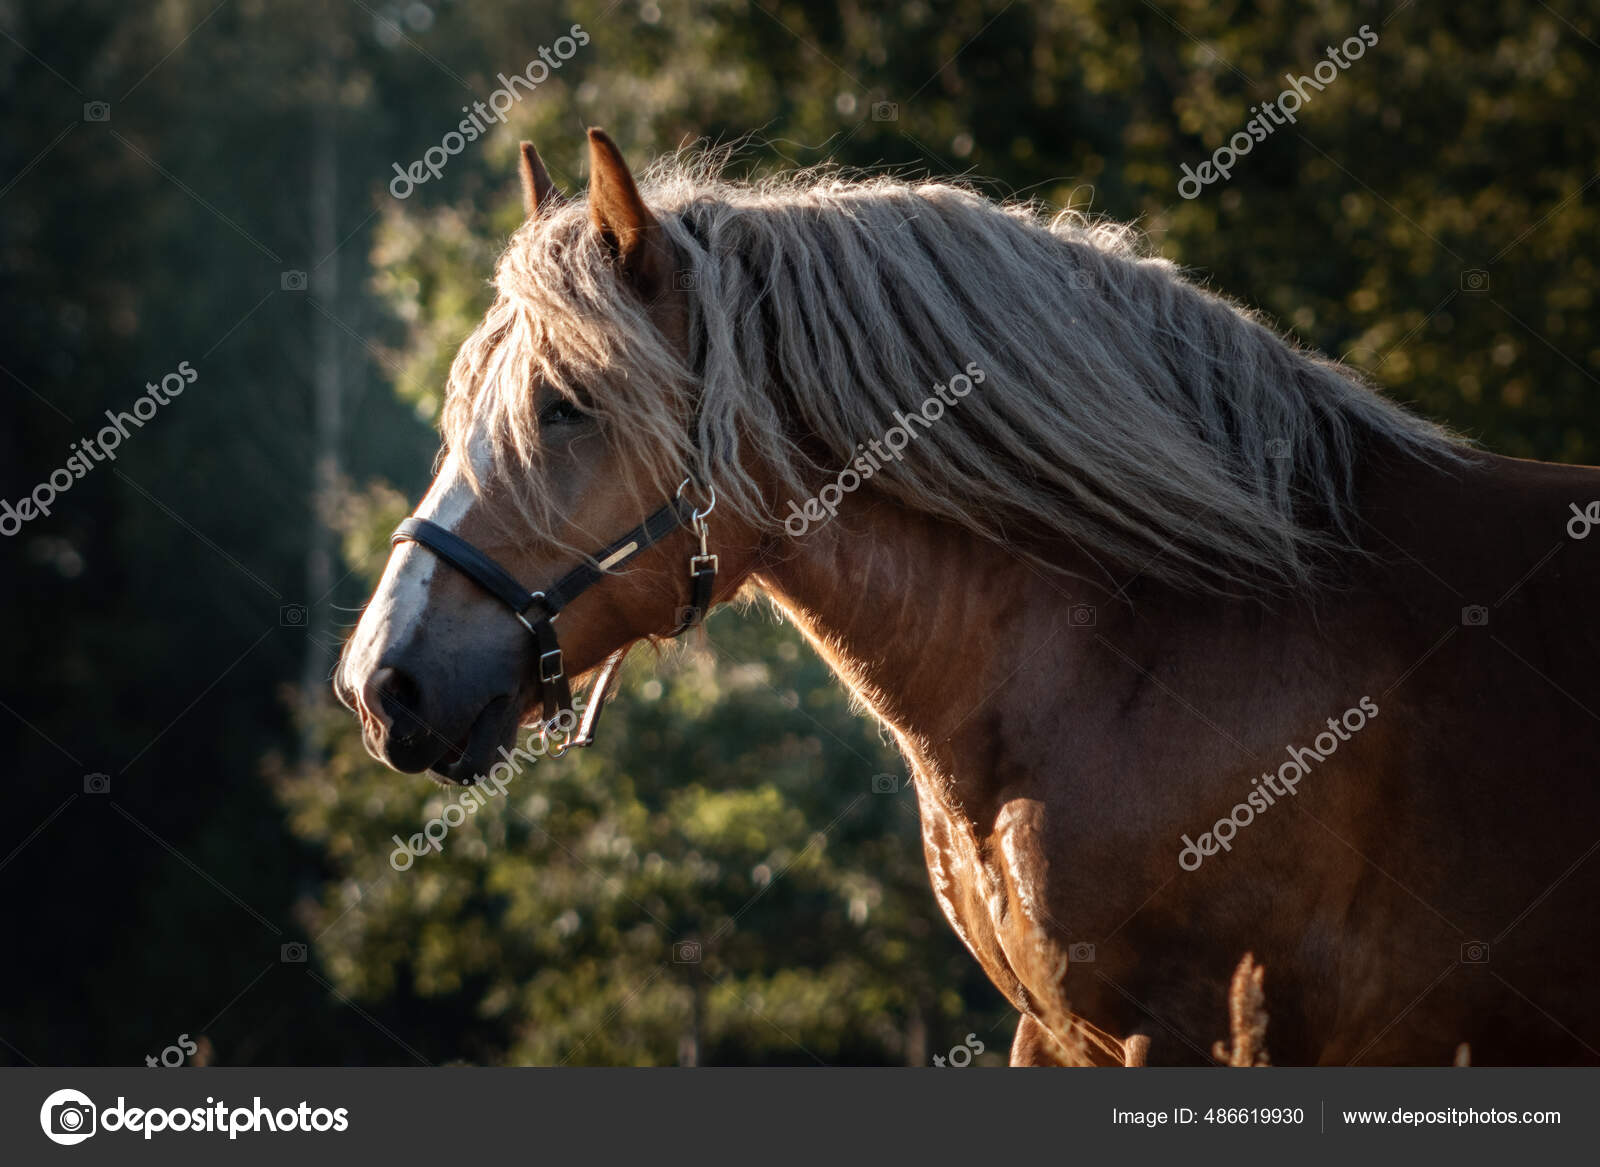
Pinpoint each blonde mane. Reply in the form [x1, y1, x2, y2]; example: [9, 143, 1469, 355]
[442, 153, 1462, 594]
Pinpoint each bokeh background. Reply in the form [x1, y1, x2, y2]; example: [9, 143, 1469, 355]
[2, 0, 1596, 1066]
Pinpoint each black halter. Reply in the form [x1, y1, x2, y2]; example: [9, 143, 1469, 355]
[390, 478, 718, 755]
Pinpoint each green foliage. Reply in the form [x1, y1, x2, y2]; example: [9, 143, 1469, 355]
[277, 557, 1005, 1064]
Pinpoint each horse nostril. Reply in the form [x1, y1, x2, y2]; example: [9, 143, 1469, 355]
[362, 665, 422, 733]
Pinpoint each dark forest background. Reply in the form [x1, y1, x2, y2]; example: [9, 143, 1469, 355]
[2, 0, 1596, 1065]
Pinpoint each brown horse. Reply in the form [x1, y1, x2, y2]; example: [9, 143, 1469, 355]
[336, 129, 1600, 1065]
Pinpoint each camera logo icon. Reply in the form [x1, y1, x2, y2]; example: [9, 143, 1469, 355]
[674, 605, 703, 629]
[1068, 941, 1096, 963]
[40, 1088, 97, 1145]
[1460, 940, 1490, 964]
[1461, 605, 1489, 627]
[673, 269, 698, 291]
[1265, 437, 1291, 459]
[871, 101, 899, 122]
[1069, 603, 1096, 627]
[280, 270, 308, 292]
[673, 940, 702, 963]
[83, 772, 111, 794]
[1459, 269, 1490, 293]
[281, 942, 308, 963]
[82, 101, 110, 122]
[279, 604, 308, 627]
[870, 773, 898, 794]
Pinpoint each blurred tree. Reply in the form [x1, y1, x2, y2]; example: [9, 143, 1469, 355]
[4, 0, 1598, 1065]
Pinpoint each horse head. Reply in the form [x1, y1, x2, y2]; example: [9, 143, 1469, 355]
[335, 130, 766, 782]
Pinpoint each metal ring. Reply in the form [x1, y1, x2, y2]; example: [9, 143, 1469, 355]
[525, 591, 558, 624]
[675, 477, 717, 521]
[515, 595, 549, 635]
[693, 483, 717, 523]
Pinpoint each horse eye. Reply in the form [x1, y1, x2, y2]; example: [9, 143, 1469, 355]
[538, 399, 586, 427]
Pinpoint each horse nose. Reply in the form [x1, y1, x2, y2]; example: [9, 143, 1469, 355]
[361, 665, 422, 733]
[332, 663, 358, 711]
[351, 661, 449, 774]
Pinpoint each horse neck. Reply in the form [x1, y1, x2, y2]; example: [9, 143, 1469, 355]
[745, 484, 1375, 781]
[750, 493, 1102, 748]
[745, 447, 1593, 813]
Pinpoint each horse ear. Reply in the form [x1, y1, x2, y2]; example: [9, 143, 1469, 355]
[585, 127, 671, 296]
[518, 141, 561, 217]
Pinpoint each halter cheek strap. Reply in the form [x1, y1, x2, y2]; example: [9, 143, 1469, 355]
[391, 481, 718, 754]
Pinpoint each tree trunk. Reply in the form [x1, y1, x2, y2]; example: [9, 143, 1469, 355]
[299, 71, 342, 761]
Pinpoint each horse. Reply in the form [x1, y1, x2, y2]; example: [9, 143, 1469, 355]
[336, 128, 1600, 1066]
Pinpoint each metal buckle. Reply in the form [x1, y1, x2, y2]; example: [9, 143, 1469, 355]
[689, 553, 719, 573]
[538, 648, 564, 682]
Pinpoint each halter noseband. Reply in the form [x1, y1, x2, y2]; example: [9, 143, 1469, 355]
[390, 477, 717, 757]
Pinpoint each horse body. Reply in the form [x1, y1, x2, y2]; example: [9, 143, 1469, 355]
[339, 130, 1600, 1065]
[759, 448, 1600, 1063]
